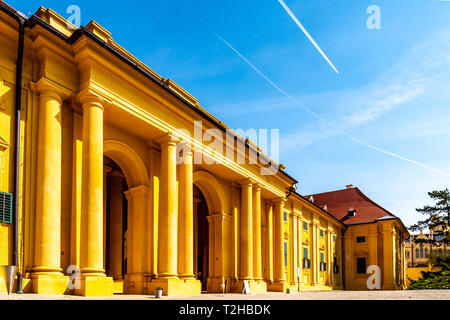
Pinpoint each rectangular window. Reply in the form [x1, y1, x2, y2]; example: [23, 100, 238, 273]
[284, 242, 288, 266]
[283, 211, 288, 222]
[320, 252, 325, 262]
[356, 257, 366, 274]
[356, 236, 366, 243]
[303, 247, 309, 259]
[320, 229, 324, 238]
[0, 192, 13, 224]
[333, 235, 336, 242]
[303, 221, 308, 231]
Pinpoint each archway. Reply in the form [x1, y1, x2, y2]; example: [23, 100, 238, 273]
[193, 186, 209, 291]
[103, 140, 149, 294]
[192, 170, 230, 293]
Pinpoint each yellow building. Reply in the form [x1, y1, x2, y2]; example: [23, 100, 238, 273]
[310, 185, 409, 290]
[0, 3, 407, 296]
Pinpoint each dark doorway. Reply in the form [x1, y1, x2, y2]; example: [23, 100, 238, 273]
[194, 185, 209, 292]
[104, 156, 128, 281]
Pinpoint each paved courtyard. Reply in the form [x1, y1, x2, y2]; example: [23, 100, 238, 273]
[1, 290, 449, 300]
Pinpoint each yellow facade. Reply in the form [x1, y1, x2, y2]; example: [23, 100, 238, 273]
[0, 5, 406, 296]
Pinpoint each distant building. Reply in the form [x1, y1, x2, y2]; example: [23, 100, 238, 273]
[309, 185, 410, 290]
[405, 228, 449, 268]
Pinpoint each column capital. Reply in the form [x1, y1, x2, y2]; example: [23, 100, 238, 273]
[103, 165, 113, 176]
[264, 199, 274, 206]
[124, 185, 149, 199]
[193, 196, 202, 204]
[272, 197, 287, 205]
[31, 77, 71, 102]
[211, 212, 231, 221]
[238, 178, 254, 187]
[252, 183, 262, 191]
[155, 132, 180, 145]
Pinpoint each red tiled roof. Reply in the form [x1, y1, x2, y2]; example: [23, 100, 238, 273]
[307, 186, 397, 225]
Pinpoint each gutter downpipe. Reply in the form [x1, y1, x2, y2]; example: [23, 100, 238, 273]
[1, 3, 28, 294]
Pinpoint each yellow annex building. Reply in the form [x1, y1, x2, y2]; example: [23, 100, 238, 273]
[0, 3, 409, 296]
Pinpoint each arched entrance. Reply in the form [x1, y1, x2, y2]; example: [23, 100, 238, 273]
[103, 156, 128, 282]
[192, 170, 231, 293]
[103, 140, 149, 294]
[193, 186, 209, 291]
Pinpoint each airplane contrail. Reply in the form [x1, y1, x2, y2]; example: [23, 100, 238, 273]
[277, 0, 339, 74]
[180, 0, 450, 177]
[212, 33, 450, 177]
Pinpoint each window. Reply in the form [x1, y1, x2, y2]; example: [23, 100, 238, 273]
[320, 252, 326, 271]
[0, 192, 13, 224]
[420, 245, 424, 258]
[333, 257, 339, 274]
[320, 229, 324, 238]
[284, 242, 288, 267]
[405, 238, 410, 244]
[356, 236, 366, 243]
[283, 211, 288, 222]
[303, 247, 309, 259]
[415, 248, 419, 259]
[303, 221, 308, 231]
[356, 257, 366, 274]
[425, 248, 428, 258]
[406, 251, 410, 258]
[333, 235, 336, 242]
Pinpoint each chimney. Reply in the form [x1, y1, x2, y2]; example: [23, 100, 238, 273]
[346, 184, 354, 189]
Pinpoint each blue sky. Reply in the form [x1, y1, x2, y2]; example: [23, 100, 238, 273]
[11, 0, 450, 229]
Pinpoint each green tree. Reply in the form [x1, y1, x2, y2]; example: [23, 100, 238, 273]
[409, 189, 450, 247]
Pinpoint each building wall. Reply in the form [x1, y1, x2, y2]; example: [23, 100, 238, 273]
[343, 220, 407, 290]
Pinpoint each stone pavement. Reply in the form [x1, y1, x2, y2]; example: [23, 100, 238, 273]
[1, 290, 449, 300]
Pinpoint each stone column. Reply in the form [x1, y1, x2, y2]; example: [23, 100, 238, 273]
[178, 146, 195, 279]
[193, 197, 201, 278]
[326, 227, 333, 286]
[311, 221, 319, 286]
[206, 215, 215, 290]
[103, 165, 112, 270]
[33, 81, 67, 293]
[80, 96, 105, 276]
[157, 134, 178, 278]
[124, 185, 148, 293]
[273, 198, 286, 284]
[239, 179, 253, 280]
[297, 214, 303, 286]
[77, 94, 113, 296]
[252, 184, 262, 281]
[265, 200, 274, 283]
[109, 169, 124, 280]
[290, 212, 298, 286]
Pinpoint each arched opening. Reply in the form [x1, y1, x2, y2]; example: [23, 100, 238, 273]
[193, 185, 209, 291]
[103, 140, 150, 294]
[192, 170, 230, 293]
[103, 156, 128, 284]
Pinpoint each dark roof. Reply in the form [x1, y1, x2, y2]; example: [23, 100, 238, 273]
[307, 186, 397, 226]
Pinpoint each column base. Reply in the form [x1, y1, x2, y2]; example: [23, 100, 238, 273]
[74, 275, 114, 297]
[147, 277, 201, 296]
[32, 273, 69, 295]
[205, 277, 234, 293]
[230, 279, 267, 294]
[267, 281, 288, 292]
[124, 273, 147, 294]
